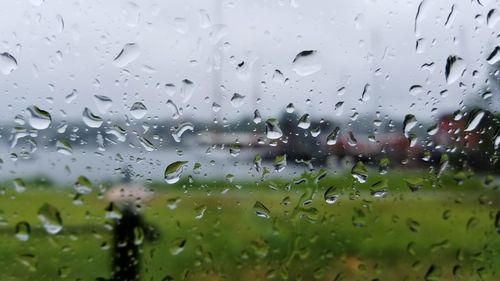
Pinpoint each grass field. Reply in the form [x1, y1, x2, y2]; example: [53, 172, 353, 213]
[0, 170, 499, 280]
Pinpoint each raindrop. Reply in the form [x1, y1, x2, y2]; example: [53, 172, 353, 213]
[253, 201, 270, 219]
[409, 85, 423, 96]
[93, 95, 113, 113]
[37, 203, 63, 234]
[170, 238, 187, 255]
[166, 99, 180, 119]
[487, 9, 500, 28]
[138, 136, 155, 152]
[285, 103, 295, 113]
[326, 127, 340, 145]
[324, 186, 339, 204]
[297, 114, 311, 129]
[403, 114, 417, 137]
[27, 106, 51, 130]
[464, 110, 484, 132]
[292, 50, 321, 76]
[265, 118, 283, 139]
[486, 46, 500, 65]
[0, 52, 17, 74]
[74, 176, 92, 194]
[273, 155, 287, 172]
[194, 205, 206, 219]
[253, 110, 262, 124]
[113, 43, 140, 67]
[13, 178, 26, 193]
[164, 161, 188, 184]
[445, 55, 465, 84]
[15, 221, 30, 241]
[130, 102, 148, 119]
[254, 154, 262, 173]
[351, 161, 368, 183]
[171, 122, 194, 143]
[56, 139, 72, 156]
[230, 93, 245, 108]
[82, 108, 103, 128]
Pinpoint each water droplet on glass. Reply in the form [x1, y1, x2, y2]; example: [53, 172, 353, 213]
[27, 106, 52, 130]
[445, 55, 465, 84]
[285, 103, 295, 113]
[273, 154, 287, 172]
[164, 161, 188, 184]
[351, 161, 368, 183]
[403, 114, 417, 137]
[82, 108, 103, 128]
[37, 203, 63, 234]
[0, 52, 17, 74]
[169, 238, 187, 255]
[487, 9, 500, 28]
[130, 102, 148, 119]
[56, 139, 72, 156]
[326, 127, 340, 145]
[253, 201, 270, 219]
[113, 43, 140, 67]
[292, 50, 321, 76]
[194, 205, 207, 219]
[298, 114, 311, 129]
[171, 122, 194, 143]
[487, 46, 500, 65]
[13, 178, 26, 193]
[265, 118, 283, 139]
[166, 99, 180, 119]
[409, 85, 423, 96]
[74, 176, 92, 194]
[464, 110, 485, 132]
[15, 221, 30, 241]
[324, 186, 339, 204]
[253, 110, 262, 124]
[93, 95, 113, 114]
[230, 93, 246, 108]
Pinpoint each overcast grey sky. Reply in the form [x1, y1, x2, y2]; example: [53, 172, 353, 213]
[0, 0, 498, 124]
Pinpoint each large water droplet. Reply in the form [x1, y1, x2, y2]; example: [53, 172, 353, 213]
[464, 110, 485, 132]
[324, 186, 339, 204]
[113, 43, 140, 67]
[164, 161, 188, 184]
[326, 127, 340, 145]
[27, 106, 51, 130]
[487, 46, 500, 65]
[169, 238, 187, 255]
[37, 203, 63, 234]
[56, 139, 72, 156]
[15, 221, 30, 241]
[74, 176, 92, 194]
[487, 9, 500, 28]
[298, 114, 311, 129]
[130, 102, 148, 119]
[351, 161, 368, 183]
[273, 154, 287, 172]
[82, 108, 103, 128]
[0, 52, 17, 74]
[403, 114, 417, 137]
[253, 201, 270, 219]
[93, 95, 113, 113]
[13, 178, 26, 193]
[265, 118, 283, 139]
[292, 50, 321, 76]
[171, 122, 194, 143]
[230, 93, 246, 108]
[445, 55, 465, 84]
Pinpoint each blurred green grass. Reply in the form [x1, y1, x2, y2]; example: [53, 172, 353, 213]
[0, 170, 499, 280]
